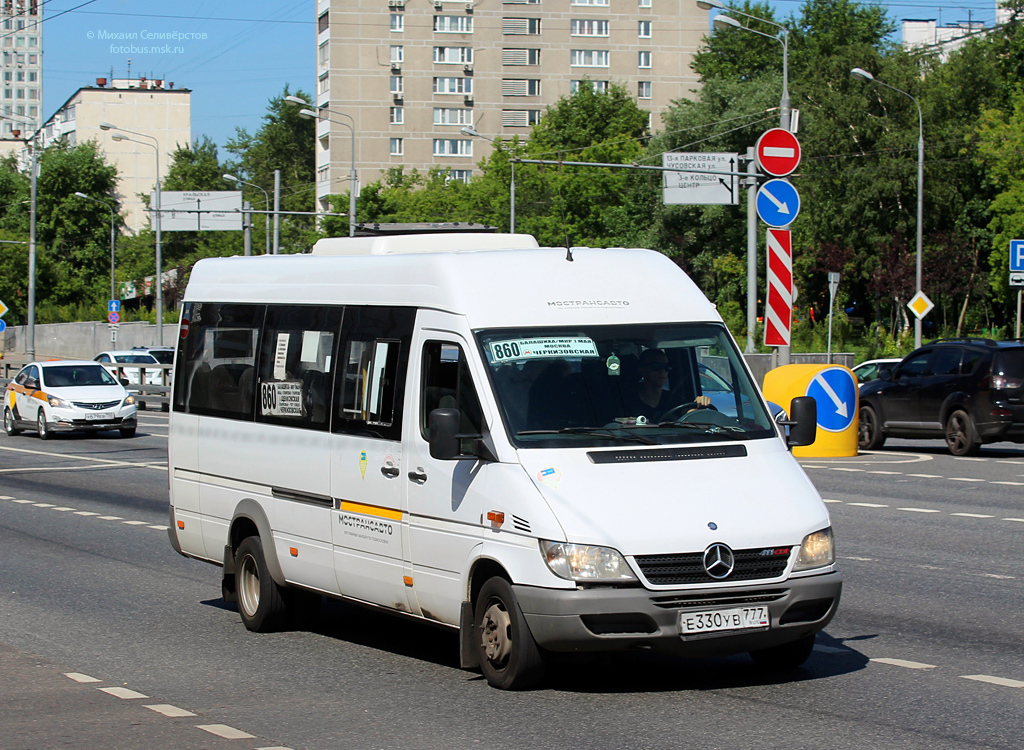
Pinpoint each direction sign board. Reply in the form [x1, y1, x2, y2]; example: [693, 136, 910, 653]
[107, 311, 120, 324]
[157, 190, 243, 231]
[765, 229, 793, 347]
[661, 152, 739, 206]
[756, 179, 800, 227]
[108, 300, 121, 313]
[1011, 239, 1024, 273]
[756, 128, 801, 177]
[806, 367, 858, 433]
[907, 291, 934, 320]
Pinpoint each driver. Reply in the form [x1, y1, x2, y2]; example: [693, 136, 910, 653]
[628, 348, 710, 423]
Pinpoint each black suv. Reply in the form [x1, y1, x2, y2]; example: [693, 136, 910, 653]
[858, 338, 1024, 456]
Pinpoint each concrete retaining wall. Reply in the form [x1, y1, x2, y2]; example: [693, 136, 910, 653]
[2, 321, 178, 360]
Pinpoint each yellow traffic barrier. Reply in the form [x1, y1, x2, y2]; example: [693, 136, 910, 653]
[763, 364, 859, 457]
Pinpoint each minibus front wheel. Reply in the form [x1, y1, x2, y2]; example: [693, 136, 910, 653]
[235, 535, 289, 632]
[475, 577, 545, 690]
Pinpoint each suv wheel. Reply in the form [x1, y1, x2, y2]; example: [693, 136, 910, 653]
[858, 405, 885, 450]
[945, 409, 980, 456]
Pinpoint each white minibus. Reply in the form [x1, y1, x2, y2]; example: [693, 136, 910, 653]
[168, 233, 841, 690]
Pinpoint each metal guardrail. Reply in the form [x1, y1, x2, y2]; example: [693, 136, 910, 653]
[0, 364, 172, 411]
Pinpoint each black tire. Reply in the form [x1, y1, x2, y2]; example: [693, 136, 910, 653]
[37, 410, 50, 441]
[474, 576, 545, 690]
[235, 536, 289, 632]
[4, 407, 21, 436]
[120, 427, 137, 438]
[945, 409, 980, 456]
[750, 633, 816, 671]
[858, 405, 885, 450]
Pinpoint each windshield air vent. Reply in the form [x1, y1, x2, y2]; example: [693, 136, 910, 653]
[587, 444, 747, 464]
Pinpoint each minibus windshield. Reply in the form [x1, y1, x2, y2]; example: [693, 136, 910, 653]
[477, 323, 777, 448]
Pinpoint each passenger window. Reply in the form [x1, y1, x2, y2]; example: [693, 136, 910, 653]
[960, 350, 983, 374]
[14, 368, 28, 385]
[256, 305, 340, 430]
[930, 348, 962, 377]
[174, 302, 264, 419]
[897, 352, 932, 378]
[421, 342, 484, 447]
[333, 306, 415, 441]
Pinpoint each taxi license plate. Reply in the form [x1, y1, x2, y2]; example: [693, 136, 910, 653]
[679, 606, 769, 636]
[85, 412, 113, 421]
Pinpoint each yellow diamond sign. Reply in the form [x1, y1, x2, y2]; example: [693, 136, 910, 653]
[0, 299, 7, 318]
[907, 291, 934, 320]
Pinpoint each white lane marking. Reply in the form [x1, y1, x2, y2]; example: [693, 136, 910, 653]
[52, 507, 75, 512]
[848, 502, 888, 508]
[976, 573, 1015, 580]
[841, 556, 874, 561]
[868, 470, 901, 475]
[951, 513, 994, 518]
[823, 499, 842, 504]
[831, 467, 865, 472]
[1003, 518, 1024, 523]
[908, 474, 942, 478]
[32, 503, 55, 507]
[97, 515, 124, 521]
[998, 460, 1024, 465]
[148, 525, 169, 530]
[12, 499, 32, 504]
[961, 674, 1024, 689]
[123, 520, 148, 525]
[801, 465, 827, 469]
[74, 511, 99, 516]
[949, 477, 985, 482]
[145, 704, 196, 718]
[872, 658, 937, 669]
[197, 725, 257, 740]
[99, 686, 149, 699]
[257, 747, 296, 750]
[991, 481, 1024, 486]
[898, 507, 942, 513]
[0, 462, 168, 474]
[63, 672, 101, 683]
[954, 457, 989, 462]
[0, 495, 11, 499]
[0, 445, 168, 472]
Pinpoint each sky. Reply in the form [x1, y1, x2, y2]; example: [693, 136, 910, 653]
[39, 0, 1004, 154]
[42, 0, 313, 152]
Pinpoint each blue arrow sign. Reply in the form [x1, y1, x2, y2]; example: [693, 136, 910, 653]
[756, 179, 801, 228]
[108, 300, 121, 313]
[0, 319, 6, 333]
[805, 367, 858, 433]
[1011, 240, 1024, 272]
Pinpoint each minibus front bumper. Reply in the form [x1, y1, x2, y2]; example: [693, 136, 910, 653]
[513, 571, 842, 656]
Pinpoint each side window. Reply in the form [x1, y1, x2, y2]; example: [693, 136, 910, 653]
[421, 342, 484, 448]
[931, 348, 962, 376]
[897, 351, 932, 378]
[333, 306, 415, 441]
[14, 367, 28, 385]
[256, 305, 341, 430]
[96, 354, 109, 363]
[25, 365, 39, 386]
[960, 350, 983, 374]
[173, 302, 264, 419]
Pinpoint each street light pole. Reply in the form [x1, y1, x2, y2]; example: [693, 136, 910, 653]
[101, 123, 163, 345]
[461, 126, 516, 233]
[224, 174, 270, 253]
[73, 192, 117, 301]
[851, 68, 924, 349]
[3, 113, 40, 359]
[286, 96, 359, 237]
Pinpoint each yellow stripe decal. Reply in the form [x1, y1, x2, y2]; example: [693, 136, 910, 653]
[339, 500, 403, 521]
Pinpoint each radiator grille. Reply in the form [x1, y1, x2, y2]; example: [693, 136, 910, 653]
[73, 400, 121, 410]
[650, 589, 788, 610]
[635, 547, 791, 585]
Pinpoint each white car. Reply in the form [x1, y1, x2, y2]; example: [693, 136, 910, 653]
[94, 350, 165, 386]
[4, 360, 138, 439]
[852, 358, 902, 386]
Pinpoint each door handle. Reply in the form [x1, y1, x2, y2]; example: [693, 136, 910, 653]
[380, 466, 400, 478]
[408, 469, 428, 484]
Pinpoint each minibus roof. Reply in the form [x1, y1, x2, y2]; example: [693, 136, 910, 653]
[184, 235, 721, 329]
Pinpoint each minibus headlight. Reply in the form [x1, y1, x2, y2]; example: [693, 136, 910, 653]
[46, 394, 71, 409]
[793, 527, 835, 571]
[540, 541, 637, 581]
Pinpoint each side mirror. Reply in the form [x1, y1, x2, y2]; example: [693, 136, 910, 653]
[879, 367, 893, 382]
[119, 378, 130, 387]
[429, 408, 462, 460]
[785, 396, 817, 448]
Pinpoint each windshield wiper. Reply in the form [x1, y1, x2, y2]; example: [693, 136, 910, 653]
[517, 427, 658, 445]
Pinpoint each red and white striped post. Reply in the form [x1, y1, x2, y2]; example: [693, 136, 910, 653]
[764, 228, 793, 347]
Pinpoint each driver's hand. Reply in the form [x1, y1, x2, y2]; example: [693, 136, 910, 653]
[695, 395, 711, 408]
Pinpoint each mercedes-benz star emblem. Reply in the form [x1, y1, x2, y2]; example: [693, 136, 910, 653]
[703, 543, 735, 579]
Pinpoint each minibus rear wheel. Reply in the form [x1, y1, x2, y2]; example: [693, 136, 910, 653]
[235, 535, 289, 632]
[474, 577, 545, 690]
[749, 633, 815, 671]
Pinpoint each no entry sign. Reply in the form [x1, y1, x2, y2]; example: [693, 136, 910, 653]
[756, 128, 801, 177]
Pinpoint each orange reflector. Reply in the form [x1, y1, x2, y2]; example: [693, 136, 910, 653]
[487, 511, 505, 525]
[289, 547, 298, 557]
[176, 520, 184, 529]
[403, 576, 413, 587]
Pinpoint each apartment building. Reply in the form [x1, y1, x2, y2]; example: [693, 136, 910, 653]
[315, 0, 707, 210]
[39, 77, 191, 232]
[0, 0, 42, 137]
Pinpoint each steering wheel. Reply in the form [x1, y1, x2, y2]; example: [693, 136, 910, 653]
[659, 401, 718, 423]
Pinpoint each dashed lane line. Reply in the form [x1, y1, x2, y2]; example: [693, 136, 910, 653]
[848, 502, 888, 508]
[961, 674, 1024, 689]
[871, 658, 937, 669]
[868, 470, 901, 475]
[5, 497, 170, 533]
[198, 725, 257, 740]
[145, 704, 197, 718]
[991, 481, 1024, 486]
[99, 686, 149, 699]
[1004, 518, 1024, 523]
[907, 474, 942, 478]
[951, 513, 994, 518]
[897, 507, 943, 513]
[948, 477, 986, 482]
[63, 672, 101, 683]
[0, 444, 167, 472]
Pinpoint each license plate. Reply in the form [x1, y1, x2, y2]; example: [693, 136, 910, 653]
[679, 606, 769, 635]
[84, 412, 113, 421]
